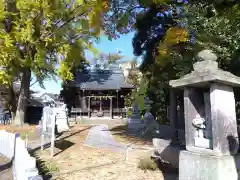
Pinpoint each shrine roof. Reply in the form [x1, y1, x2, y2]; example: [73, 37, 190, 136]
[73, 66, 134, 90]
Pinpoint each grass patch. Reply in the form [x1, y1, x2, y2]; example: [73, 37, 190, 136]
[138, 155, 179, 175]
[138, 156, 158, 171]
[30, 151, 59, 179]
[44, 161, 59, 173]
[20, 132, 27, 140]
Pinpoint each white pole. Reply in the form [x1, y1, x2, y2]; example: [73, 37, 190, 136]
[25, 132, 28, 148]
[51, 115, 56, 157]
[41, 118, 44, 151]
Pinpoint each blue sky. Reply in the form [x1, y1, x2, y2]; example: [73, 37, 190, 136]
[31, 32, 135, 95]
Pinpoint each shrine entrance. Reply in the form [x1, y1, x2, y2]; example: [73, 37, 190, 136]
[86, 95, 114, 119]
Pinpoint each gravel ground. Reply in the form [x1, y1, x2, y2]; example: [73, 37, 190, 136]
[0, 155, 13, 180]
[36, 125, 178, 180]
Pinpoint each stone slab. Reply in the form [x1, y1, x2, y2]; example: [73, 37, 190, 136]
[152, 138, 183, 168]
[179, 150, 238, 180]
[210, 83, 239, 155]
[84, 125, 127, 153]
[194, 137, 211, 149]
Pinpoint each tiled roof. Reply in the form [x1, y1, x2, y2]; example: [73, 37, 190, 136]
[40, 93, 59, 101]
[74, 66, 134, 90]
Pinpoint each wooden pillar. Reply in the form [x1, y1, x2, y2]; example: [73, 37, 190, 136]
[116, 90, 119, 118]
[116, 90, 119, 109]
[80, 90, 83, 118]
[169, 88, 178, 142]
[88, 96, 90, 118]
[110, 97, 113, 119]
[99, 97, 102, 112]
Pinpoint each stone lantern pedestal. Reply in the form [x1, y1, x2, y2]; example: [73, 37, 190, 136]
[170, 50, 240, 180]
[128, 102, 144, 132]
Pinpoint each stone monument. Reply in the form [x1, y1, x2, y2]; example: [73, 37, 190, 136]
[142, 97, 158, 135]
[128, 102, 143, 131]
[41, 107, 56, 157]
[54, 103, 70, 133]
[143, 97, 154, 122]
[169, 49, 240, 180]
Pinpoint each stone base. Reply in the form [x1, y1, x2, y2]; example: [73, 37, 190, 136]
[179, 150, 238, 180]
[128, 116, 144, 131]
[128, 122, 145, 131]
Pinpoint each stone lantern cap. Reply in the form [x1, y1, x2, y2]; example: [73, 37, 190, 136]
[169, 49, 240, 88]
[144, 97, 153, 105]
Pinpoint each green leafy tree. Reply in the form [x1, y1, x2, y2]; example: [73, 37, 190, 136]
[0, 0, 109, 125]
[109, 0, 240, 121]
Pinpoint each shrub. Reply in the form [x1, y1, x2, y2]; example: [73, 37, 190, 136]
[138, 156, 158, 171]
[127, 108, 133, 117]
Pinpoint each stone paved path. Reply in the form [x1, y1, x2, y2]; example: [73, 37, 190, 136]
[84, 125, 128, 153]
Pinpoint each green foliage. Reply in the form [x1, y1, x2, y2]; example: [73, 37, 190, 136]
[0, 0, 110, 85]
[135, 77, 148, 114]
[122, 58, 148, 117]
[20, 132, 27, 140]
[116, 0, 240, 122]
[0, 0, 114, 124]
[185, 2, 240, 70]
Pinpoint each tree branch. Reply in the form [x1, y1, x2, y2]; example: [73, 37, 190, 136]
[30, 79, 38, 87]
[44, 4, 87, 38]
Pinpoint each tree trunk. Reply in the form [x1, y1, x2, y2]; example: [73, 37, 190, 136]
[9, 84, 17, 120]
[14, 68, 31, 126]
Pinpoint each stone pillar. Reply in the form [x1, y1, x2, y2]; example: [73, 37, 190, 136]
[81, 90, 87, 109]
[99, 98, 102, 112]
[169, 89, 177, 141]
[178, 93, 185, 145]
[203, 92, 212, 140]
[210, 83, 239, 155]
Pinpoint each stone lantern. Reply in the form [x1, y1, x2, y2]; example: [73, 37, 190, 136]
[144, 97, 153, 112]
[169, 49, 240, 180]
[128, 102, 143, 131]
[143, 97, 155, 124]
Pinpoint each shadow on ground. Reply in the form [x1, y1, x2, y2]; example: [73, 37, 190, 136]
[158, 161, 179, 180]
[0, 160, 12, 173]
[153, 142, 183, 180]
[29, 126, 92, 153]
[110, 124, 180, 180]
[109, 124, 154, 145]
[29, 126, 92, 179]
[0, 158, 13, 180]
[31, 151, 53, 180]
[54, 139, 75, 156]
